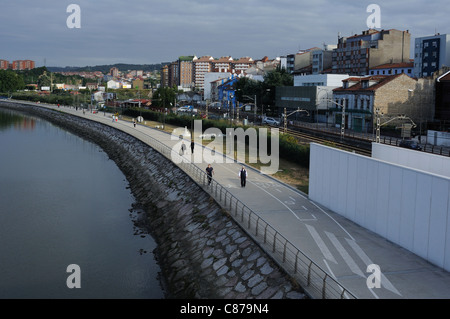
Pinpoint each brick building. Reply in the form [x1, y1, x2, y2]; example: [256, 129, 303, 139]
[11, 60, 35, 70]
[332, 73, 434, 132]
[0, 60, 9, 70]
[332, 29, 411, 76]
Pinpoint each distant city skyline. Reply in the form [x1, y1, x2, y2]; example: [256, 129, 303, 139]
[0, 0, 447, 68]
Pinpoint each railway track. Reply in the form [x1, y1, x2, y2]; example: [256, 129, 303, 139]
[269, 126, 373, 157]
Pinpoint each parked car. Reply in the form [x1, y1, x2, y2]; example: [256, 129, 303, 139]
[262, 117, 280, 126]
[399, 139, 422, 150]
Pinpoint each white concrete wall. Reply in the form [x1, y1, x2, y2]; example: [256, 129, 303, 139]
[309, 143, 450, 271]
[427, 130, 450, 147]
[372, 143, 450, 178]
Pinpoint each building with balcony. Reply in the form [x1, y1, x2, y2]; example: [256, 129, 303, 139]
[160, 65, 169, 88]
[11, 60, 35, 70]
[332, 29, 411, 76]
[178, 56, 195, 90]
[414, 33, 450, 78]
[0, 60, 9, 70]
[193, 56, 214, 90]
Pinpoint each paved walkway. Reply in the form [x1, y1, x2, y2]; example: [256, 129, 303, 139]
[17, 102, 450, 299]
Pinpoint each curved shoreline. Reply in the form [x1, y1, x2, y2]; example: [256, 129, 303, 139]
[0, 101, 307, 299]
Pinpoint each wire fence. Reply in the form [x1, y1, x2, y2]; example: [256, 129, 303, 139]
[136, 126, 357, 299]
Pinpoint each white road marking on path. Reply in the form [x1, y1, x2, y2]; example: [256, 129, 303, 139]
[325, 231, 365, 278]
[346, 238, 401, 296]
[306, 224, 337, 264]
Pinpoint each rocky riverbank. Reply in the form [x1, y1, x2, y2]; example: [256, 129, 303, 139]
[0, 101, 307, 299]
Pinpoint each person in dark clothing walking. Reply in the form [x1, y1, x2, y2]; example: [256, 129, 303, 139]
[206, 164, 214, 185]
[180, 141, 187, 155]
[239, 166, 248, 187]
[190, 140, 195, 154]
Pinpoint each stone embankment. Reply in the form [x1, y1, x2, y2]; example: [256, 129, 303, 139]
[0, 101, 307, 299]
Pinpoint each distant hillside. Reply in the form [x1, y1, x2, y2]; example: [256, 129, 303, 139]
[48, 62, 171, 73]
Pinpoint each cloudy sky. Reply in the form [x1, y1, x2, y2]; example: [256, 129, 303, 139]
[0, 0, 446, 67]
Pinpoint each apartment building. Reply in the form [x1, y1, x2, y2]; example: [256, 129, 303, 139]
[193, 56, 214, 89]
[110, 67, 119, 77]
[178, 56, 195, 90]
[160, 65, 169, 88]
[232, 57, 254, 75]
[0, 60, 8, 70]
[213, 56, 234, 73]
[11, 60, 35, 70]
[162, 55, 254, 91]
[414, 33, 450, 78]
[332, 29, 411, 76]
[168, 61, 179, 88]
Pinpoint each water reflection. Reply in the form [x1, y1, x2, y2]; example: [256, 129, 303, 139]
[0, 109, 36, 131]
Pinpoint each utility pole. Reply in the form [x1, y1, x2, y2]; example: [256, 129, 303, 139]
[283, 107, 309, 133]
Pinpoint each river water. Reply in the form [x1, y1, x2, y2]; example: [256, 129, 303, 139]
[0, 107, 164, 299]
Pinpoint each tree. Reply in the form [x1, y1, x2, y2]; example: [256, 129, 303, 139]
[151, 86, 178, 108]
[262, 67, 293, 111]
[0, 70, 25, 92]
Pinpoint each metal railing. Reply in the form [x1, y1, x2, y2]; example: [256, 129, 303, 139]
[127, 122, 357, 299]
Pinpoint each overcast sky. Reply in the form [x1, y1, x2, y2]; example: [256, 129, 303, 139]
[0, 0, 446, 67]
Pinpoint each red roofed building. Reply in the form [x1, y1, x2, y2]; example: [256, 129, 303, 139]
[332, 73, 434, 132]
[369, 61, 414, 76]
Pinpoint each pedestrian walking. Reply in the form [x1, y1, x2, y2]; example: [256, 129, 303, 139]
[180, 141, 187, 155]
[239, 166, 248, 187]
[133, 119, 136, 127]
[190, 140, 195, 154]
[206, 164, 214, 185]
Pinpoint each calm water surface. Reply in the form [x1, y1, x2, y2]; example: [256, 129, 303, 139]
[0, 108, 164, 299]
